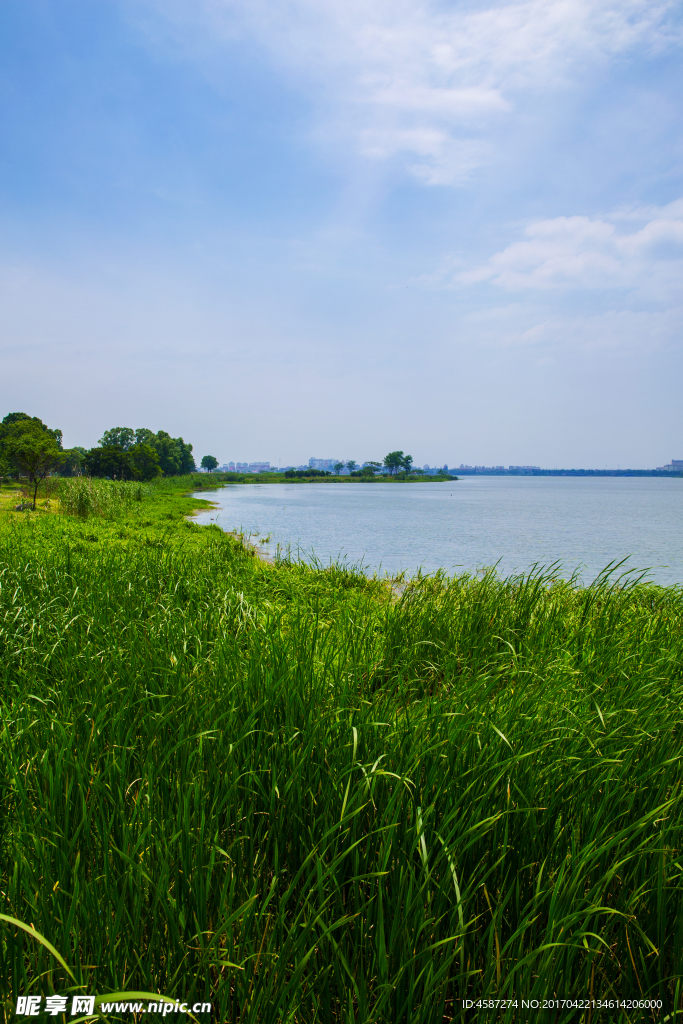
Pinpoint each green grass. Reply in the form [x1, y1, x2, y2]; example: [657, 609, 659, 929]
[0, 479, 682, 1022]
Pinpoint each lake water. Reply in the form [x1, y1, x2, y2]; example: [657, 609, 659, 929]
[192, 477, 683, 586]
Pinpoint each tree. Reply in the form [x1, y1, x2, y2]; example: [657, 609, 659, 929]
[6, 434, 65, 509]
[401, 454, 414, 475]
[85, 446, 132, 480]
[99, 427, 135, 450]
[1, 414, 64, 490]
[60, 447, 87, 477]
[135, 428, 156, 447]
[362, 462, 382, 476]
[84, 443, 161, 481]
[174, 437, 196, 475]
[2, 412, 33, 427]
[333, 461, 345, 475]
[1, 412, 63, 452]
[346, 460, 358, 473]
[134, 429, 196, 475]
[129, 443, 161, 481]
[383, 451, 404, 476]
[201, 455, 218, 473]
[154, 432, 182, 475]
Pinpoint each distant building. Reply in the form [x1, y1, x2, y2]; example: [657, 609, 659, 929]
[230, 461, 270, 473]
[309, 458, 339, 471]
[657, 460, 683, 471]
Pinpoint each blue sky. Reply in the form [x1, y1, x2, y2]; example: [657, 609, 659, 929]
[1, 0, 682, 467]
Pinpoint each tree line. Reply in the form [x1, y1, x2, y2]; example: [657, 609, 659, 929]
[0, 413, 199, 508]
[343, 452, 415, 476]
[87, 427, 195, 480]
[1, 414, 440, 510]
[283, 453, 423, 479]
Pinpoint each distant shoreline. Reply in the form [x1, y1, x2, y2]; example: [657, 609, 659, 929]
[199, 473, 457, 484]
[454, 469, 682, 477]
[197, 468, 682, 484]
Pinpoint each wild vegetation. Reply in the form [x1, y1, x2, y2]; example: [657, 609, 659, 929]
[0, 414, 198, 489]
[0, 414, 66, 506]
[0, 414, 450, 488]
[84, 427, 196, 480]
[1, 477, 682, 1022]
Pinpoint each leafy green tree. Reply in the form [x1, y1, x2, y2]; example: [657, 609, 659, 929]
[401, 454, 413, 474]
[0, 414, 64, 489]
[129, 443, 161, 481]
[6, 434, 65, 508]
[134, 429, 196, 475]
[154, 432, 182, 475]
[84, 446, 132, 480]
[2, 412, 33, 427]
[333, 462, 345, 475]
[201, 455, 218, 473]
[172, 437, 195, 474]
[99, 427, 135, 451]
[97, 427, 196, 476]
[346, 460, 358, 473]
[134, 428, 156, 447]
[362, 462, 382, 476]
[1, 412, 63, 452]
[383, 451, 404, 475]
[85, 443, 161, 481]
[60, 447, 87, 477]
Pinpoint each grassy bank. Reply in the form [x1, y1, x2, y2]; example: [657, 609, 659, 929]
[1, 478, 682, 1022]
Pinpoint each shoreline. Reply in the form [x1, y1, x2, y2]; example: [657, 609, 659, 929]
[198, 473, 457, 485]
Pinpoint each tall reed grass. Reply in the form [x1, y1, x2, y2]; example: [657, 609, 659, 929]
[0, 506, 682, 1022]
[58, 477, 149, 519]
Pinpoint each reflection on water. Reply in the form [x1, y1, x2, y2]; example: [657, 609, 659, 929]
[193, 477, 683, 586]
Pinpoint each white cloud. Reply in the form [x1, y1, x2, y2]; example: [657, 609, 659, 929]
[141, 0, 680, 184]
[359, 128, 491, 185]
[464, 303, 683, 351]
[457, 199, 683, 296]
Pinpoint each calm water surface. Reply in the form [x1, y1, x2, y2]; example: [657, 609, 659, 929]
[193, 477, 683, 585]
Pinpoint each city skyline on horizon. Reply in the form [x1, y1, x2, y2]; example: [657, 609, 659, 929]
[209, 457, 683, 474]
